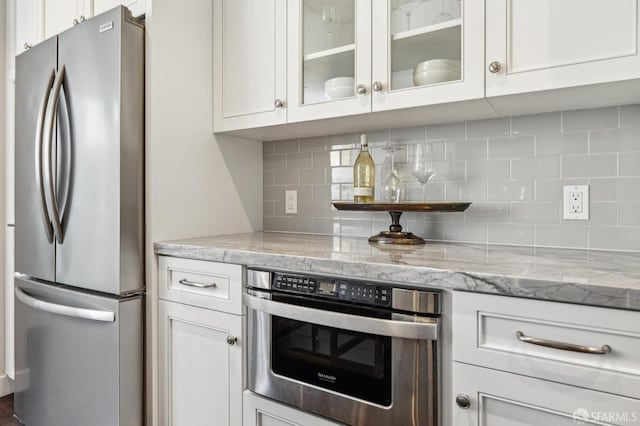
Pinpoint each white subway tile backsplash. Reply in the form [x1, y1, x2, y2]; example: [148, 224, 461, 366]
[535, 225, 589, 249]
[511, 112, 561, 135]
[467, 117, 510, 138]
[427, 122, 466, 140]
[264, 105, 640, 251]
[487, 180, 533, 201]
[511, 157, 560, 179]
[589, 127, 640, 152]
[619, 203, 640, 226]
[562, 153, 617, 178]
[619, 152, 640, 176]
[488, 135, 534, 159]
[467, 160, 510, 180]
[562, 107, 618, 132]
[446, 140, 487, 161]
[536, 132, 588, 157]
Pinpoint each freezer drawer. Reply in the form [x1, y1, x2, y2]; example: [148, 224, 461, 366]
[14, 276, 143, 426]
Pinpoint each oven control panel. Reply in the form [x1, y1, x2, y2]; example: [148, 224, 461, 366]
[273, 273, 391, 306]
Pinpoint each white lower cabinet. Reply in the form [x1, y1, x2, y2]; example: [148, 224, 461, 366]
[159, 299, 244, 426]
[243, 391, 343, 426]
[453, 362, 640, 426]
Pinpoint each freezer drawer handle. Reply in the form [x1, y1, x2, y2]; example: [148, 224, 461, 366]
[515, 331, 611, 355]
[16, 287, 115, 322]
[178, 278, 217, 289]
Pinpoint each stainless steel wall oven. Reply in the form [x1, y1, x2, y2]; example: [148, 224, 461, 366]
[245, 269, 441, 426]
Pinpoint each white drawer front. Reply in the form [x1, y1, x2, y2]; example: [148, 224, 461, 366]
[453, 291, 640, 399]
[453, 362, 640, 426]
[158, 256, 243, 315]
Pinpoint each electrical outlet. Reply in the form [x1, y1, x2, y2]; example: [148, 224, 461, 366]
[285, 190, 298, 214]
[563, 185, 589, 220]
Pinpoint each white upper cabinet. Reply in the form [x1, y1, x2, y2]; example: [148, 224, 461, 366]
[213, 0, 287, 132]
[287, 0, 372, 122]
[486, 0, 640, 97]
[371, 0, 484, 111]
[94, 0, 145, 17]
[43, 0, 85, 39]
[15, 0, 44, 55]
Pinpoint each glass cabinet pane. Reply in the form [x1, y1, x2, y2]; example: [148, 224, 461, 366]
[302, 0, 356, 104]
[388, 0, 462, 91]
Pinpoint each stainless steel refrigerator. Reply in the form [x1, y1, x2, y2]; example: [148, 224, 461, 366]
[13, 7, 144, 426]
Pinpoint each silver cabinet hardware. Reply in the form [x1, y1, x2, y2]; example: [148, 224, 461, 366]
[24, 43, 32, 50]
[372, 81, 383, 92]
[79, 15, 85, 22]
[488, 61, 501, 73]
[356, 84, 367, 95]
[226, 336, 238, 345]
[178, 278, 217, 289]
[73, 18, 79, 25]
[515, 331, 611, 355]
[274, 99, 284, 108]
[456, 394, 471, 409]
[73, 16, 86, 25]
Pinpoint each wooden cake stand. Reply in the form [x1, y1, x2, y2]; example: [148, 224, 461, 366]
[332, 202, 471, 245]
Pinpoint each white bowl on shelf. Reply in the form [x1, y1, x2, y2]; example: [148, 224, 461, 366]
[413, 60, 461, 86]
[324, 77, 355, 100]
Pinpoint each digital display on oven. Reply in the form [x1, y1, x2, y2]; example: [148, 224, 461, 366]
[318, 281, 336, 294]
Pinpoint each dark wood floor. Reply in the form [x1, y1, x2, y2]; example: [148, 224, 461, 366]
[0, 394, 21, 425]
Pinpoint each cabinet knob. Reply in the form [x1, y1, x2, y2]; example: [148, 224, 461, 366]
[372, 81, 383, 92]
[24, 43, 32, 50]
[226, 335, 238, 346]
[274, 99, 284, 109]
[456, 394, 471, 409]
[73, 18, 79, 25]
[488, 61, 502, 73]
[79, 15, 86, 22]
[356, 84, 367, 95]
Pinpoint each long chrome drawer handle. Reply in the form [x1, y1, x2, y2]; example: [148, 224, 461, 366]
[16, 287, 115, 322]
[516, 331, 611, 355]
[179, 278, 217, 289]
[244, 293, 439, 340]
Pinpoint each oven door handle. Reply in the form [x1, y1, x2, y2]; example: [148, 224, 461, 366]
[243, 293, 439, 341]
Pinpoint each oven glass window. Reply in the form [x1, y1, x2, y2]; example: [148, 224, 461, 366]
[271, 316, 392, 406]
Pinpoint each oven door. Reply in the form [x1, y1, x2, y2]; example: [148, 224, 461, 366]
[245, 291, 440, 426]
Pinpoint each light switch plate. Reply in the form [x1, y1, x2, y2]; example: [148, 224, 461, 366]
[563, 185, 589, 220]
[285, 190, 298, 214]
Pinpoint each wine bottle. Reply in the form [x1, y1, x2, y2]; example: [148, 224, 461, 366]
[353, 134, 375, 203]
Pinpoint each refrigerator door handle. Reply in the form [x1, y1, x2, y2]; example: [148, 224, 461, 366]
[35, 68, 56, 244]
[43, 65, 66, 244]
[15, 286, 115, 322]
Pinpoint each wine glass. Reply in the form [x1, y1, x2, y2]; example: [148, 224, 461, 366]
[394, 0, 430, 31]
[432, 0, 455, 24]
[411, 143, 436, 200]
[383, 166, 403, 203]
[381, 141, 404, 202]
[321, 1, 342, 49]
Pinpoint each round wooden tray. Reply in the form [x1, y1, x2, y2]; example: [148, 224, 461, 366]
[332, 202, 472, 245]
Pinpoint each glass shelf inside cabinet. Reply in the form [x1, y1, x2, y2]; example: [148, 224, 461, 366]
[303, 0, 356, 105]
[389, 0, 463, 91]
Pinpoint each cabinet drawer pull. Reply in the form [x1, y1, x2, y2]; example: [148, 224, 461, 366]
[515, 331, 611, 355]
[178, 278, 217, 289]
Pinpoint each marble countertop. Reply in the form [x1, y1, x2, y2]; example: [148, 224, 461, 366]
[154, 232, 640, 311]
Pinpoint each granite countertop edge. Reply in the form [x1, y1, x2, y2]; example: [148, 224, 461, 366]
[154, 236, 640, 312]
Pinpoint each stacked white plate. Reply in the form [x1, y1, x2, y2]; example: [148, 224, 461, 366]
[324, 77, 355, 100]
[413, 59, 461, 86]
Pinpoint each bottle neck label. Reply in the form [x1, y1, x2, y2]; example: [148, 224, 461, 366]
[354, 187, 374, 196]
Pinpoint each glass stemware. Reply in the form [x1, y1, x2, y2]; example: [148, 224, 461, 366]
[393, 0, 430, 31]
[432, 0, 454, 24]
[411, 143, 436, 201]
[321, 1, 342, 49]
[383, 166, 403, 203]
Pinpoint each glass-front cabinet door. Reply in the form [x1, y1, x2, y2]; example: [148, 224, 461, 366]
[371, 0, 484, 111]
[287, 0, 372, 122]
